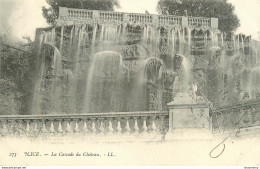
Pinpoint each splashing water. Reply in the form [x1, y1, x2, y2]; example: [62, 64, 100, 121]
[83, 51, 124, 113]
[31, 17, 260, 115]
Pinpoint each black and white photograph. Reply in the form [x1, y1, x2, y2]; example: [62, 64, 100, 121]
[0, 0, 260, 167]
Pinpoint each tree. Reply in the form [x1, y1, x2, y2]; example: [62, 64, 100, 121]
[42, 0, 120, 25]
[157, 0, 240, 33]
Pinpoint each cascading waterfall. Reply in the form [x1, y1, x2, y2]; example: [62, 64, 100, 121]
[171, 29, 175, 57]
[83, 51, 124, 113]
[83, 24, 127, 113]
[91, 24, 97, 53]
[69, 25, 74, 53]
[60, 26, 64, 52]
[187, 28, 192, 53]
[210, 31, 219, 47]
[177, 29, 182, 54]
[143, 25, 149, 44]
[241, 35, 245, 54]
[49, 47, 62, 113]
[99, 24, 104, 49]
[51, 28, 56, 44]
[32, 14, 260, 114]
[236, 35, 240, 54]
[30, 33, 45, 114]
[31, 29, 60, 114]
[70, 25, 86, 112]
[149, 26, 160, 58]
[221, 33, 224, 47]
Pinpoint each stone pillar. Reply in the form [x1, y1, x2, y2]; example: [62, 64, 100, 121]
[59, 7, 68, 19]
[181, 17, 188, 27]
[122, 13, 128, 22]
[211, 18, 218, 29]
[93, 10, 100, 20]
[152, 15, 159, 25]
[165, 92, 213, 140]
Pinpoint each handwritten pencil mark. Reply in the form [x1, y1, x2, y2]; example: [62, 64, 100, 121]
[209, 108, 249, 158]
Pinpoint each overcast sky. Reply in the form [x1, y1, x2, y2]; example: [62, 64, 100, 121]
[1, 0, 260, 40]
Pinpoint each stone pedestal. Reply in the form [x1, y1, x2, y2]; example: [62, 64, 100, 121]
[165, 92, 213, 140]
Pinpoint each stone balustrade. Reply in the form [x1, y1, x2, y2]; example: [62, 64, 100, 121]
[67, 8, 93, 19]
[188, 17, 211, 28]
[99, 11, 123, 21]
[0, 111, 168, 142]
[158, 15, 182, 26]
[211, 98, 260, 133]
[58, 7, 218, 29]
[1, 102, 260, 140]
[128, 13, 153, 24]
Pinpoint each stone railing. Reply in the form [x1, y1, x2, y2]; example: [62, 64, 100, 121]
[67, 8, 93, 19]
[188, 17, 211, 28]
[99, 11, 124, 21]
[211, 99, 260, 133]
[128, 13, 153, 24]
[158, 15, 182, 26]
[58, 7, 218, 29]
[0, 111, 168, 141]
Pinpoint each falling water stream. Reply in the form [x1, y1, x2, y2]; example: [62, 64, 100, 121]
[31, 19, 260, 114]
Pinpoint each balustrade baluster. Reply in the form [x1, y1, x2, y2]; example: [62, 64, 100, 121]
[33, 120, 38, 133]
[99, 118, 105, 135]
[25, 120, 30, 134]
[141, 117, 147, 134]
[124, 117, 130, 134]
[107, 118, 113, 134]
[57, 120, 63, 134]
[133, 117, 139, 134]
[82, 119, 88, 133]
[65, 120, 71, 133]
[91, 119, 96, 134]
[150, 116, 157, 133]
[17, 120, 23, 134]
[50, 120, 55, 134]
[159, 116, 166, 133]
[116, 118, 122, 134]
[41, 120, 47, 133]
[74, 119, 80, 133]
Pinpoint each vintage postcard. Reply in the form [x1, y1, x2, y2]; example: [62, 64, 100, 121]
[0, 0, 260, 167]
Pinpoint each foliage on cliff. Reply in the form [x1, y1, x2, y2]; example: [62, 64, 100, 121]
[157, 0, 240, 33]
[0, 35, 33, 115]
[42, 0, 120, 24]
